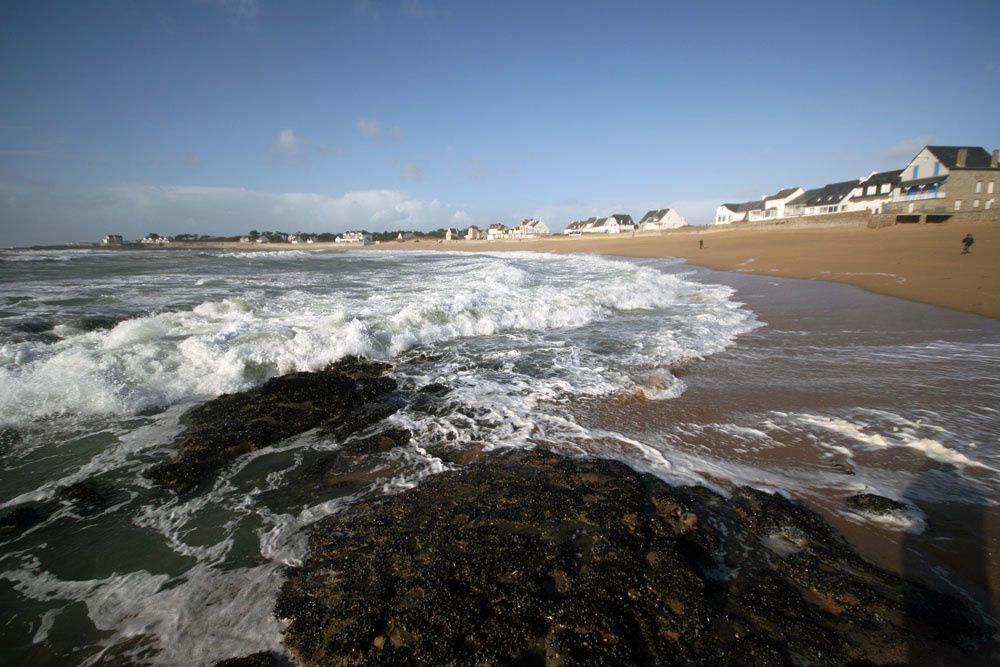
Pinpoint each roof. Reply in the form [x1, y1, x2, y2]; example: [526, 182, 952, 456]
[639, 208, 672, 224]
[488, 223, 507, 230]
[899, 175, 948, 188]
[786, 179, 860, 207]
[862, 169, 903, 186]
[607, 214, 633, 225]
[763, 187, 800, 202]
[925, 146, 996, 170]
[721, 200, 764, 213]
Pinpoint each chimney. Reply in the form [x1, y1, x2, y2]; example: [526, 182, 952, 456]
[956, 147, 968, 168]
[992, 149, 999, 168]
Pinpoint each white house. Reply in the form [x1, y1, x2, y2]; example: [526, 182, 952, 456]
[595, 214, 634, 234]
[846, 170, 902, 213]
[445, 228, 458, 241]
[515, 218, 550, 238]
[101, 234, 124, 245]
[747, 187, 804, 222]
[564, 217, 599, 235]
[637, 208, 686, 231]
[784, 179, 860, 217]
[336, 231, 372, 244]
[255, 236, 269, 244]
[397, 232, 414, 241]
[465, 225, 483, 240]
[487, 224, 509, 241]
[239, 235, 253, 243]
[287, 234, 301, 244]
[715, 200, 763, 225]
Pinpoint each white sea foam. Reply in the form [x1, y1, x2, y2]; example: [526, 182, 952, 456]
[0, 252, 758, 426]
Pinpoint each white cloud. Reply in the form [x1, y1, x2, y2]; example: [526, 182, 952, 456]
[876, 135, 933, 161]
[0, 183, 471, 246]
[357, 117, 401, 141]
[450, 210, 471, 224]
[271, 128, 303, 157]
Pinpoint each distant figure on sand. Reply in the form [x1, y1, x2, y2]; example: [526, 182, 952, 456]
[961, 234, 974, 255]
[699, 239, 704, 250]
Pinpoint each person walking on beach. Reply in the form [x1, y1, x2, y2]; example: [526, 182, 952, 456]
[699, 239, 704, 250]
[961, 234, 974, 255]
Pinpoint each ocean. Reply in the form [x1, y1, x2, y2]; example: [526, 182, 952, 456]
[0, 248, 997, 664]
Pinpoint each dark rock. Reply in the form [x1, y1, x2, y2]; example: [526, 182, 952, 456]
[418, 382, 450, 395]
[56, 481, 124, 514]
[0, 503, 54, 538]
[71, 315, 131, 332]
[276, 450, 987, 667]
[846, 493, 909, 514]
[212, 651, 290, 667]
[341, 428, 411, 456]
[0, 427, 22, 454]
[146, 357, 401, 493]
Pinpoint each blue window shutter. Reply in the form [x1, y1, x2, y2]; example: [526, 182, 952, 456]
[933, 162, 940, 176]
[913, 165, 920, 179]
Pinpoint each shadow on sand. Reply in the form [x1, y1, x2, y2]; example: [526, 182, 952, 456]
[904, 461, 999, 665]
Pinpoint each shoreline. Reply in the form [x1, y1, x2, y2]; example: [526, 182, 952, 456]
[32, 217, 999, 319]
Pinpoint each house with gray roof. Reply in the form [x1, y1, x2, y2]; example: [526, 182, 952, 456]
[847, 170, 902, 213]
[715, 200, 764, 225]
[638, 208, 686, 231]
[747, 187, 805, 222]
[514, 218, 550, 238]
[784, 180, 861, 217]
[886, 145, 999, 217]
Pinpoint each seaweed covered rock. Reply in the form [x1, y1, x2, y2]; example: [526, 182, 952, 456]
[147, 357, 401, 493]
[276, 449, 987, 666]
[846, 492, 910, 515]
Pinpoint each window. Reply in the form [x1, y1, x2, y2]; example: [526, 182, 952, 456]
[987, 199, 994, 209]
[955, 200, 962, 210]
[866, 185, 876, 196]
[974, 199, 980, 208]
[880, 183, 890, 193]
[975, 181, 982, 193]
[913, 165, 920, 179]
[933, 162, 940, 176]
[989, 182, 995, 194]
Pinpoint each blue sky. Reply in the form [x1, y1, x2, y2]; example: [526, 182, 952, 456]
[1, 0, 998, 245]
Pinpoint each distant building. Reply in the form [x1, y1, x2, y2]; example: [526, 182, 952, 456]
[847, 171, 902, 214]
[715, 200, 764, 225]
[564, 217, 598, 235]
[397, 232, 415, 242]
[637, 208, 686, 231]
[240, 236, 253, 243]
[784, 180, 860, 217]
[445, 228, 459, 241]
[514, 218, 550, 238]
[287, 234, 301, 244]
[255, 236, 269, 244]
[565, 214, 633, 235]
[101, 235, 124, 245]
[336, 231, 372, 244]
[886, 145, 999, 217]
[465, 225, 483, 240]
[747, 188, 804, 222]
[487, 224, 509, 241]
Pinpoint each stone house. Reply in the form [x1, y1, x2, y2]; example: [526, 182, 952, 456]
[885, 146, 999, 219]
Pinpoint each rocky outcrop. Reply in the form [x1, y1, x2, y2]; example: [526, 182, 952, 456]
[276, 449, 987, 666]
[846, 492, 909, 515]
[146, 357, 401, 493]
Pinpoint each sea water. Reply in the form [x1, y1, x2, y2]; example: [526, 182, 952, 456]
[0, 248, 997, 664]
